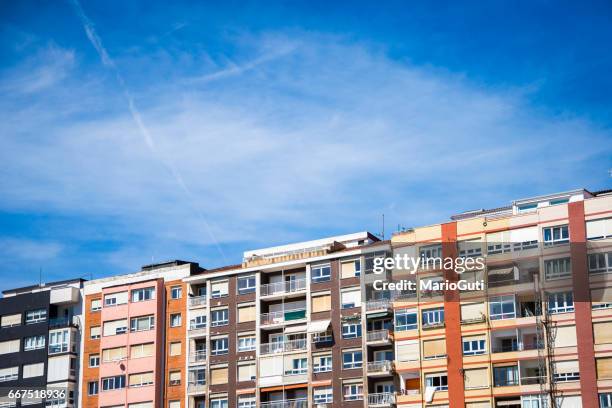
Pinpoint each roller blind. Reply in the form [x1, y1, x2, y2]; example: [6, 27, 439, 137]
[169, 401, 180, 408]
[169, 371, 181, 382]
[466, 403, 492, 408]
[554, 325, 577, 347]
[210, 367, 228, 385]
[103, 319, 127, 336]
[22, 362, 44, 378]
[464, 368, 488, 389]
[312, 294, 331, 312]
[259, 356, 283, 376]
[597, 357, 612, 379]
[1, 313, 21, 327]
[169, 342, 181, 356]
[91, 299, 101, 310]
[396, 340, 420, 362]
[128, 402, 153, 408]
[238, 305, 256, 323]
[592, 287, 612, 304]
[129, 372, 153, 386]
[238, 363, 256, 381]
[586, 218, 612, 240]
[103, 346, 127, 362]
[341, 261, 357, 278]
[556, 396, 582, 408]
[105, 291, 128, 305]
[0, 339, 20, 355]
[130, 343, 154, 358]
[423, 339, 446, 358]
[90, 326, 101, 338]
[341, 289, 361, 308]
[554, 360, 579, 374]
[461, 302, 485, 321]
[594, 322, 612, 344]
[211, 281, 229, 296]
[510, 226, 538, 243]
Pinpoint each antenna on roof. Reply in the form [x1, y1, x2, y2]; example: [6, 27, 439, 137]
[39, 267, 42, 287]
[382, 213, 385, 240]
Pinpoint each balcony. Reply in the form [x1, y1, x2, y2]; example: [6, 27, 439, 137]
[189, 295, 207, 308]
[368, 393, 396, 407]
[187, 382, 206, 394]
[366, 330, 392, 345]
[261, 279, 306, 297]
[260, 399, 308, 408]
[260, 338, 307, 355]
[49, 316, 78, 329]
[521, 376, 546, 385]
[366, 299, 392, 313]
[367, 360, 393, 376]
[261, 309, 307, 326]
[189, 350, 207, 364]
[188, 323, 207, 336]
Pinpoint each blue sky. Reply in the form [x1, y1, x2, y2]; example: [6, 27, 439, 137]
[0, 1, 611, 292]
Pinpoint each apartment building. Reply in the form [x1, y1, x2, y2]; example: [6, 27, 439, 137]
[0, 279, 85, 408]
[79, 261, 201, 408]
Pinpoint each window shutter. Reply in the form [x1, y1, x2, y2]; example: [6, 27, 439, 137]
[464, 368, 488, 389]
[466, 403, 492, 408]
[396, 340, 420, 362]
[169, 371, 181, 382]
[1, 313, 21, 327]
[169, 342, 181, 356]
[597, 357, 612, 379]
[594, 322, 612, 344]
[0, 339, 20, 355]
[22, 363, 44, 378]
[341, 261, 356, 279]
[128, 402, 153, 408]
[238, 305, 256, 323]
[259, 356, 283, 376]
[510, 226, 538, 243]
[211, 281, 229, 295]
[210, 366, 228, 385]
[90, 326, 101, 338]
[423, 339, 446, 358]
[312, 294, 331, 312]
[461, 302, 485, 321]
[554, 325, 577, 347]
[554, 360, 579, 374]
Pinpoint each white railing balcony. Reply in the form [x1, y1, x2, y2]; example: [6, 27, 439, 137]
[189, 295, 207, 308]
[366, 299, 392, 311]
[260, 309, 307, 325]
[189, 350, 207, 363]
[368, 393, 396, 406]
[260, 338, 307, 355]
[187, 382, 206, 393]
[260, 279, 306, 297]
[366, 330, 391, 343]
[260, 399, 308, 408]
[367, 360, 393, 373]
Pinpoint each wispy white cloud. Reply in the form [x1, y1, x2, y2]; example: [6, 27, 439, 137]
[0, 238, 63, 261]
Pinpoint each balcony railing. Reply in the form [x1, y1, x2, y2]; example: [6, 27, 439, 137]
[521, 376, 546, 385]
[367, 360, 392, 373]
[189, 296, 207, 307]
[260, 399, 308, 408]
[366, 299, 391, 311]
[187, 382, 206, 393]
[366, 330, 391, 343]
[260, 279, 306, 297]
[189, 350, 207, 363]
[260, 309, 307, 325]
[49, 316, 76, 328]
[491, 341, 543, 353]
[260, 338, 307, 355]
[368, 393, 396, 406]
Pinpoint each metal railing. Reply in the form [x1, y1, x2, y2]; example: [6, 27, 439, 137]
[189, 296, 207, 307]
[260, 309, 307, 325]
[49, 316, 76, 328]
[367, 360, 392, 373]
[491, 341, 543, 353]
[259, 399, 308, 408]
[260, 338, 307, 355]
[521, 376, 546, 385]
[260, 279, 306, 296]
[187, 382, 206, 393]
[366, 299, 391, 311]
[368, 393, 396, 406]
[189, 350, 207, 363]
[366, 330, 391, 343]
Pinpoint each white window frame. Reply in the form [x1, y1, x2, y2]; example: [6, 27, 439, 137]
[548, 292, 574, 314]
[170, 286, 182, 299]
[237, 335, 256, 352]
[211, 309, 229, 327]
[314, 386, 333, 404]
[425, 373, 449, 391]
[131, 287, 155, 302]
[543, 225, 569, 246]
[589, 252, 612, 274]
[422, 308, 444, 327]
[237, 275, 256, 295]
[313, 354, 332, 372]
[462, 338, 486, 356]
[489, 295, 516, 320]
[211, 337, 229, 355]
[342, 322, 362, 339]
[312, 264, 332, 283]
[25, 309, 46, 324]
[342, 350, 363, 369]
[170, 313, 182, 327]
[24, 335, 45, 351]
[545, 257, 572, 280]
[343, 383, 363, 401]
[395, 308, 417, 331]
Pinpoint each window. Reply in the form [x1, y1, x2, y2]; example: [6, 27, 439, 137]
[104, 319, 128, 336]
[210, 280, 229, 298]
[211, 337, 229, 355]
[313, 354, 332, 372]
[341, 259, 361, 279]
[395, 308, 417, 331]
[130, 343, 154, 358]
[169, 371, 181, 386]
[170, 286, 182, 299]
[423, 339, 446, 359]
[104, 291, 128, 306]
[128, 403, 152, 408]
[170, 313, 182, 327]
[0, 340, 19, 355]
[238, 275, 256, 294]
[25, 309, 46, 324]
[312, 264, 331, 283]
[464, 368, 489, 390]
[169, 342, 181, 356]
[89, 354, 100, 367]
[341, 287, 361, 309]
[543, 225, 569, 246]
[210, 399, 228, 408]
[489, 295, 516, 320]
[554, 360, 580, 382]
[342, 322, 362, 339]
[24, 335, 45, 351]
[189, 368, 206, 385]
[130, 315, 154, 332]
[210, 365, 229, 385]
[129, 372, 154, 387]
[1, 313, 21, 328]
[545, 258, 571, 280]
[211, 309, 229, 326]
[131, 287, 155, 302]
[589, 252, 612, 274]
[426, 373, 449, 391]
[238, 362, 257, 381]
[422, 308, 444, 327]
[587, 218, 612, 240]
[548, 292, 574, 314]
[49, 329, 69, 353]
[102, 375, 126, 391]
[238, 334, 256, 351]
[90, 326, 101, 339]
[91, 299, 101, 311]
[22, 363, 44, 378]
[238, 395, 256, 408]
[286, 358, 307, 375]
[420, 244, 443, 260]
[102, 346, 127, 362]
[238, 304, 256, 323]
[601, 393, 612, 408]
[597, 357, 612, 379]
[190, 314, 207, 329]
[493, 365, 518, 386]
[88, 381, 98, 395]
[342, 350, 363, 369]
[314, 386, 333, 404]
[343, 381, 363, 401]
[463, 338, 486, 356]
[311, 292, 331, 312]
[0, 367, 18, 382]
[522, 395, 546, 408]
